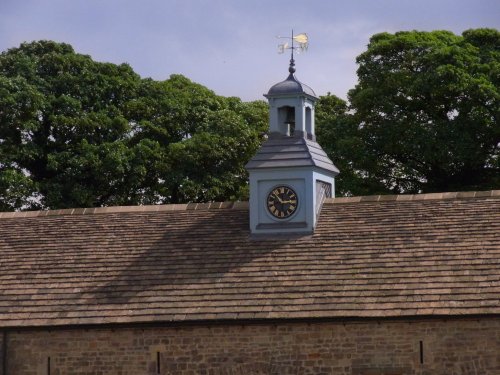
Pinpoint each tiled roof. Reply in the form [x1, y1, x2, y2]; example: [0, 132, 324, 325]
[0, 191, 499, 328]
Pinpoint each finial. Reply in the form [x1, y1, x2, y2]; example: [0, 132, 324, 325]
[289, 57, 296, 74]
[277, 31, 309, 74]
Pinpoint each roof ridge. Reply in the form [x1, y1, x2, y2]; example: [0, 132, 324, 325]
[0, 201, 250, 219]
[0, 190, 498, 219]
[327, 190, 500, 204]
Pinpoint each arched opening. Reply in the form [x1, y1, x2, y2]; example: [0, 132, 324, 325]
[305, 106, 312, 139]
[278, 106, 295, 136]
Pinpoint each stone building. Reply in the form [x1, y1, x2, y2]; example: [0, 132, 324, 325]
[0, 59, 499, 375]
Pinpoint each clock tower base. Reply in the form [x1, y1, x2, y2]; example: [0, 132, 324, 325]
[247, 166, 335, 235]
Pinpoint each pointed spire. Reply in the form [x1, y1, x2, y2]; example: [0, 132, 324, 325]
[289, 30, 296, 74]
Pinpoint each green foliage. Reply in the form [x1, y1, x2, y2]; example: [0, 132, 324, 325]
[0, 168, 38, 211]
[316, 94, 387, 196]
[0, 41, 267, 210]
[318, 28, 499, 195]
[2, 29, 497, 209]
[125, 75, 267, 203]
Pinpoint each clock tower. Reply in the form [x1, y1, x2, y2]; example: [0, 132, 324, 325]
[245, 55, 339, 235]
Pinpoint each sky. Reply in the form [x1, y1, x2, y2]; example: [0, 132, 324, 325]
[0, 0, 498, 101]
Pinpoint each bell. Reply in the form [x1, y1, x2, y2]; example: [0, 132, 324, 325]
[285, 107, 295, 125]
[285, 107, 295, 136]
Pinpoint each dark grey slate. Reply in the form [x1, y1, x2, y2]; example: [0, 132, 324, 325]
[266, 73, 316, 98]
[246, 134, 339, 174]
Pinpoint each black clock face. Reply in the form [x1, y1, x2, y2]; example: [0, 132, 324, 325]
[267, 186, 298, 219]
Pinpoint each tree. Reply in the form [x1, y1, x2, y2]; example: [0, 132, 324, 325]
[0, 41, 267, 210]
[125, 75, 267, 203]
[0, 75, 43, 210]
[344, 28, 500, 194]
[0, 41, 149, 209]
[316, 94, 388, 196]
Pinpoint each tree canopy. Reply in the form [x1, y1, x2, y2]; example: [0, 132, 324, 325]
[1, 30, 498, 210]
[0, 41, 267, 210]
[317, 28, 499, 195]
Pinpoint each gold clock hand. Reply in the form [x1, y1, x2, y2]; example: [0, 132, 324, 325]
[273, 194, 284, 203]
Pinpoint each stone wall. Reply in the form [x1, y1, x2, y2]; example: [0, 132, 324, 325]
[0, 332, 4, 375]
[4, 318, 499, 375]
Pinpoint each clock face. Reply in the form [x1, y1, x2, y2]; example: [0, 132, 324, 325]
[267, 185, 298, 219]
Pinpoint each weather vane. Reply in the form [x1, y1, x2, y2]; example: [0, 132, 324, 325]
[276, 30, 309, 73]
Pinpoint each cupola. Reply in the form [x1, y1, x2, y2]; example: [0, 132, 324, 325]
[246, 39, 339, 236]
[265, 57, 317, 140]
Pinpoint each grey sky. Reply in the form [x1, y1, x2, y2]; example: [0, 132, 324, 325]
[0, 0, 498, 101]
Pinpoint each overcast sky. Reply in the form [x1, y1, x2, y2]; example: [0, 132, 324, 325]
[0, 0, 498, 101]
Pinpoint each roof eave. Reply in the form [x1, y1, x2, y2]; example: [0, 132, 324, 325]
[264, 92, 318, 101]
